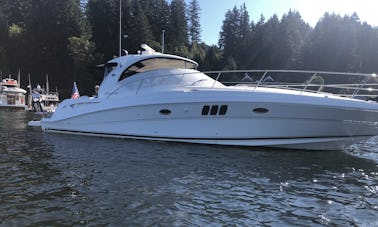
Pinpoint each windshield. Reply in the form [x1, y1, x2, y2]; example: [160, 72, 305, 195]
[103, 62, 118, 78]
[119, 57, 197, 81]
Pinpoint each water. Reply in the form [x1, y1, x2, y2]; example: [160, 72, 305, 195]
[1, 111, 378, 226]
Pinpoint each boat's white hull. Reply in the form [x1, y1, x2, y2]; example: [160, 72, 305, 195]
[40, 99, 378, 150]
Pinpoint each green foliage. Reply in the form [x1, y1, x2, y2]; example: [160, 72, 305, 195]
[301, 12, 365, 72]
[166, 0, 188, 51]
[188, 0, 201, 44]
[2, 0, 378, 98]
[68, 36, 95, 63]
[8, 23, 23, 38]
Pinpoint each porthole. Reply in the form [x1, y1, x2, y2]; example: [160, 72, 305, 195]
[253, 107, 269, 114]
[160, 109, 171, 115]
[202, 105, 210, 115]
[210, 105, 219, 115]
[219, 105, 228, 115]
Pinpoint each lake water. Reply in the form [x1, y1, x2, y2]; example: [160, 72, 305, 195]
[1, 111, 378, 226]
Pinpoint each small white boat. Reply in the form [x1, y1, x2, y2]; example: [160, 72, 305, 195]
[30, 85, 59, 113]
[34, 44, 378, 150]
[0, 77, 27, 110]
[28, 75, 60, 113]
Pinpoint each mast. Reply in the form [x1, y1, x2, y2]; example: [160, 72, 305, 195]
[46, 74, 49, 92]
[17, 68, 21, 87]
[28, 74, 32, 109]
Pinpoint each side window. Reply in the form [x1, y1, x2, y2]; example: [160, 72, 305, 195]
[118, 57, 197, 82]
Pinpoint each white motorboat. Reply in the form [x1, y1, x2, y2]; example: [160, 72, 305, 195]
[0, 77, 27, 110]
[28, 75, 60, 113]
[32, 44, 378, 150]
[30, 85, 59, 113]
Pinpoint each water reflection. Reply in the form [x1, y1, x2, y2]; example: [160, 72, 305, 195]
[39, 134, 378, 225]
[0, 111, 377, 226]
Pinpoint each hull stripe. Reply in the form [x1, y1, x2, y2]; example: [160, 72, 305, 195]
[44, 128, 374, 141]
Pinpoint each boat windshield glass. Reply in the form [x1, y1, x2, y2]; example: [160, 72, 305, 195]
[119, 57, 197, 81]
[103, 62, 118, 78]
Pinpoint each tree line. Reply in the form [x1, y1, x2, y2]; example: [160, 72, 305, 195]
[219, 5, 378, 74]
[0, 0, 377, 97]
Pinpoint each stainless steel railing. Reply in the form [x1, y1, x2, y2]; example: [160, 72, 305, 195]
[106, 69, 378, 99]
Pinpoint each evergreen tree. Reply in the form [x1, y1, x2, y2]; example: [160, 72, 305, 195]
[167, 0, 188, 54]
[219, 6, 240, 60]
[201, 45, 223, 71]
[126, 0, 153, 53]
[0, 6, 9, 72]
[188, 0, 201, 44]
[272, 10, 310, 69]
[87, 0, 120, 60]
[301, 13, 359, 72]
[139, 0, 170, 51]
[236, 4, 251, 68]
[219, 4, 251, 69]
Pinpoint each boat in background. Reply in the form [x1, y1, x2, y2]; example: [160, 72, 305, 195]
[0, 76, 27, 110]
[28, 44, 378, 151]
[28, 75, 59, 113]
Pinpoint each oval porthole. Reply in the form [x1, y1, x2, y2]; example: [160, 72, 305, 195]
[253, 107, 269, 114]
[160, 109, 172, 115]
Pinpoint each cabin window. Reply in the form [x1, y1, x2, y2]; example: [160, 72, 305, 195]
[119, 57, 197, 81]
[210, 105, 219, 115]
[202, 105, 210, 115]
[219, 105, 228, 115]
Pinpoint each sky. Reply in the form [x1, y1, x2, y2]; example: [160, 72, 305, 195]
[198, 0, 378, 45]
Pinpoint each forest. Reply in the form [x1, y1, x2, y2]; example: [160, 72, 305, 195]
[0, 0, 378, 97]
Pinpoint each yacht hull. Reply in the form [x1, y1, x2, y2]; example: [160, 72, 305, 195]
[41, 99, 378, 150]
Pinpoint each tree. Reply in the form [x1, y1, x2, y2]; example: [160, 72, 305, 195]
[126, 0, 153, 53]
[0, 6, 9, 72]
[201, 45, 223, 71]
[87, 0, 119, 60]
[140, 0, 170, 51]
[271, 10, 310, 69]
[219, 4, 252, 69]
[167, 0, 188, 53]
[301, 13, 360, 72]
[188, 0, 201, 44]
[219, 6, 240, 60]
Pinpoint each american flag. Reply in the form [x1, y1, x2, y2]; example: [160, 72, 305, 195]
[71, 82, 80, 99]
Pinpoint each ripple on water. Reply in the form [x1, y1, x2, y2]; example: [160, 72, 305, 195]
[1, 112, 378, 225]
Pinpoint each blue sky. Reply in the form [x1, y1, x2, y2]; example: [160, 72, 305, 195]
[199, 0, 378, 45]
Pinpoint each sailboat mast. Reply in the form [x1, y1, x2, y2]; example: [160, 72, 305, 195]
[28, 73, 32, 108]
[46, 74, 49, 92]
[17, 68, 21, 87]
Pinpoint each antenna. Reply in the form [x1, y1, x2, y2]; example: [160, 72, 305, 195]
[119, 0, 122, 66]
[162, 30, 165, 54]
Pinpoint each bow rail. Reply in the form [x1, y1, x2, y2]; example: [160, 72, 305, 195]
[204, 69, 378, 99]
